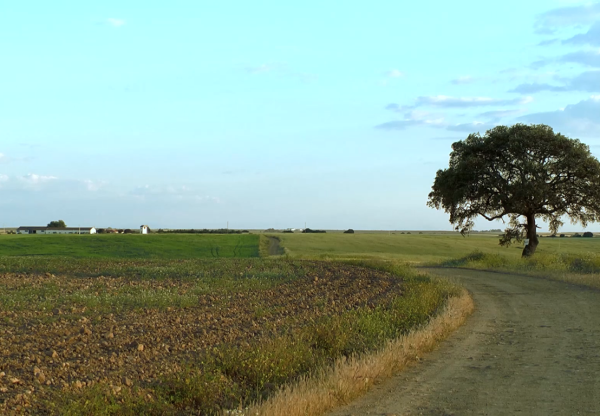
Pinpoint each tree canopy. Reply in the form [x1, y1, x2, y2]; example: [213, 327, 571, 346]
[47, 220, 67, 228]
[427, 124, 600, 256]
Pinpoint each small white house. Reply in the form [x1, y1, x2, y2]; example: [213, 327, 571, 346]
[17, 226, 97, 235]
[140, 225, 149, 234]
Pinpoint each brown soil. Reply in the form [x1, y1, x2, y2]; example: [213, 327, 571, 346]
[328, 268, 600, 415]
[0, 262, 403, 414]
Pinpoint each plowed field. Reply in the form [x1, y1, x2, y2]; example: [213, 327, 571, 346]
[0, 259, 440, 414]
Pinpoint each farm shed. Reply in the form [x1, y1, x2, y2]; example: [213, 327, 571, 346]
[17, 226, 97, 235]
[140, 225, 149, 234]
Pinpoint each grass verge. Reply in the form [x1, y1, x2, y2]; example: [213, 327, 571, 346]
[247, 282, 473, 416]
[437, 251, 600, 289]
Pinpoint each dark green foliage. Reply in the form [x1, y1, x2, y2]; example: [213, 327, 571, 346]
[302, 228, 326, 233]
[157, 228, 245, 234]
[343, 229, 355, 234]
[428, 124, 600, 257]
[47, 220, 66, 228]
[583, 232, 594, 238]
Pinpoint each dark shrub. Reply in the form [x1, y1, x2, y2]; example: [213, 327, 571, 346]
[583, 232, 594, 238]
[283, 230, 294, 233]
[123, 229, 133, 234]
[97, 229, 106, 234]
[560, 234, 566, 238]
[343, 229, 354, 234]
[572, 233, 582, 238]
[302, 228, 326, 233]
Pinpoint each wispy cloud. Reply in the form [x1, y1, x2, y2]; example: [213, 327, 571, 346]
[446, 122, 497, 133]
[510, 70, 600, 93]
[19, 173, 57, 185]
[243, 63, 317, 82]
[477, 109, 522, 121]
[519, 96, 600, 138]
[564, 22, 600, 46]
[451, 76, 475, 85]
[130, 184, 221, 203]
[245, 63, 279, 74]
[534, 2, 600, 33]
[106, 18, 126, 27]
[413, 95, 532, 108]
[384, 69, 404, 78]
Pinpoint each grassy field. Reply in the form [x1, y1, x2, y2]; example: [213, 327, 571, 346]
[0, 233, 260, 258]
[278, 232, 600, 263]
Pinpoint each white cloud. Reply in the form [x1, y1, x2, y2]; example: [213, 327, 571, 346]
[0, 174, 8, 183]
[19, 173, 57, 185]
[106, 18, 126, 27]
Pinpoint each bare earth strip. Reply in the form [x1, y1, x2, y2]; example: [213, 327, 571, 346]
[329, 268, 600, 416]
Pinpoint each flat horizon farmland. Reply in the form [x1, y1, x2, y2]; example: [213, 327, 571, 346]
[277, 232, 600, 263]
[0, 233, 260, 259]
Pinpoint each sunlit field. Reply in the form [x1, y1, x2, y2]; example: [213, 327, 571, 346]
[0, 233, 260, 258]
[277, 232, 599, 263]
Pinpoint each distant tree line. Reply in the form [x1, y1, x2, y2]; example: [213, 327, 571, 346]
[156, 229, 249, 234]
[302, 228, 326, 233]
[97, 228, 136, 234]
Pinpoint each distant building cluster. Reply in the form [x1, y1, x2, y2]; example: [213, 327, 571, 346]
[17, 225, 150, 235]
[17, 226, 97, 235]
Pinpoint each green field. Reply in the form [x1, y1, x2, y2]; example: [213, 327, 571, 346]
[278, 233, 600, 263]
[0, 233, 259, 258]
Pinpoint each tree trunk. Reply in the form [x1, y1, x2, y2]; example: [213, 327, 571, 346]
[521, 214, 539, 257]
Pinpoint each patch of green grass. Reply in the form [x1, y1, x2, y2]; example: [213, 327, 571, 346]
[0, 233, 259, 258]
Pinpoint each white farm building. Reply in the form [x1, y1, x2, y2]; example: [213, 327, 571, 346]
[17, 226, 97, 235]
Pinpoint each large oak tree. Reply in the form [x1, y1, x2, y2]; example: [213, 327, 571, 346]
[427, 124, 600, 256]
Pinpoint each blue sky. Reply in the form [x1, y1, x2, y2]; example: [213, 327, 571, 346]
[1, 0, 599, 231]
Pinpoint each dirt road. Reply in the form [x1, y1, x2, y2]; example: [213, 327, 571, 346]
[329, 268, 600, 415]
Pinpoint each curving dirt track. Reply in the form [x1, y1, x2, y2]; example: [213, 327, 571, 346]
[329, 268, 600, 415]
